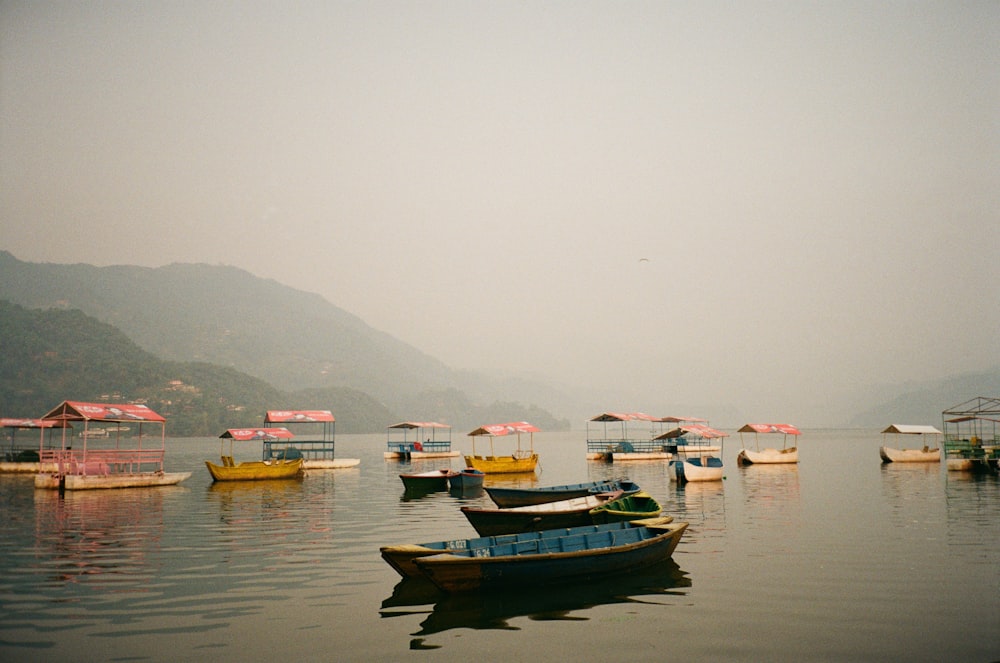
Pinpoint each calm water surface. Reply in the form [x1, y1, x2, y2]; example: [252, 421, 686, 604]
[0, 430, 997, 662]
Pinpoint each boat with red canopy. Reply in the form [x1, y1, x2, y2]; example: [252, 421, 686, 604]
[34, 401, 191, 490]
[586, 412, 666, 461]
[263, 410, 359, 469]
[206, 427, 304, 481]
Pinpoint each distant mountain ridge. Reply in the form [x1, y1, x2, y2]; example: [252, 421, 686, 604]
[847, 369, 1000, 428]
[2, 250, 995, 430]
[0, 251, 571, 431]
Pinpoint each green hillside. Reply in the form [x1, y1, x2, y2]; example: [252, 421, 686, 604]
[0, 251, 572, 431]
[0, 300, 396, 435]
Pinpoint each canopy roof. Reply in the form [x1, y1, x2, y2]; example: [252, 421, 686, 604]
[1, 417, 65, 429]
[658, 415, 708, 424]
[41, 401, 166, 423]
[388, 421, 451, 430]
[589, 412, 657, 422]
[941, 396, 1000, 418]
[468, 421, 540, 436]
[265, 410, 335, 423]
[655, 424, 729, 439]
[738, 423, 801, 435]
[881, 424, 942, 435]
[220, 427, 294, 441]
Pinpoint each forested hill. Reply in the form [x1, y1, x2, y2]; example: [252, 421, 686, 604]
[0, 250, 572, 432]
[0, 300, 402, 435]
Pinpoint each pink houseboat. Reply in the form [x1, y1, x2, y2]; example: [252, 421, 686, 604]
[34, 401, 191, 490]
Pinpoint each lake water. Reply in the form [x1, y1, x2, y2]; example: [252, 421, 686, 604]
[0, 429, 997, 662]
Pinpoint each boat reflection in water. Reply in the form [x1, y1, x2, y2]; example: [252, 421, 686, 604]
[380, 559, 690, 638]
[33, 487, 175, 585]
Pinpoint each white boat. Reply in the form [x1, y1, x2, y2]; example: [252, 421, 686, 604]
[661, 424, 728, 482]
[879, 424, 942, 463]
[736, 423, 801, 465]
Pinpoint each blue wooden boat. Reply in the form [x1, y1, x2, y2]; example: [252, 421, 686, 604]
[412, 519, 688, 592]
[380, 516, 674, 578]
[484, 478, 641, 508]
[448, 467, 485, 490]
[588, 490, 662, 524]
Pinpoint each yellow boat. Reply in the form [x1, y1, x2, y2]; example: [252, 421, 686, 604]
[206, 428, 305, 482]
[464, 422, 540, 474]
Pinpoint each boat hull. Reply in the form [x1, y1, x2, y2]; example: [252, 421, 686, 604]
[671, 457, 724, 482]
[461, 494, 614, 536]
[34, 471, 191, 490]
[414, 521, 688, 593]
[463, 454, 538, 474]
[879, 446, 941, 463]
[305, 458, 360, 469]
[610, 451, 672, 462]
[384, 450, 460, 460]
[399, 469, 457, 491]
[485, 479, 640, 508]
[205, 458, 304, 481]
[448, 469, 485, 490]
[0, 461, 59, 474]
[737, 447, 798, 465]
[380, 517, 674, 578]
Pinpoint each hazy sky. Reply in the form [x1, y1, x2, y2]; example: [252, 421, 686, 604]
[2, 2, 998, 425]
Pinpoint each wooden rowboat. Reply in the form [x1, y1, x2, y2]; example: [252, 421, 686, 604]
[588, 491, 662, 524]
[460, 492, 622, 536]
[448, 468, 485, 490]
[485, 478, 641, 508]
[399, 468, 458, 491]
[413, 519, 689, 593]
[380, 516, 674, 578]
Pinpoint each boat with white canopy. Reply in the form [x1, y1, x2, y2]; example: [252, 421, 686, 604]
[879, 425, 942, 463]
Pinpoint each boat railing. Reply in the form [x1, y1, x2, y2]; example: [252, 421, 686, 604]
[587, 437, 669, 454]
[943, 435, 1000, 459]
[263, 439, 336, 461]
[39, 448, 166, 476]
[386, 439, 452, 454]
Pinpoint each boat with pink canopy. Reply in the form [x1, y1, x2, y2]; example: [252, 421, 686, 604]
[34, 401, 191, 490]
[736, 423, 802, 465]
[263, 410, 359, 469]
